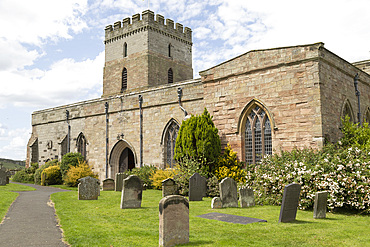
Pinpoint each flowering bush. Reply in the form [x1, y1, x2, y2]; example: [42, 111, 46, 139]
[41, 165, 62, 186]
[64, 160, 98, 187]
[124, 165, 157, 189]
[150, 168, 177, 190]
[247, 118, 370, 214]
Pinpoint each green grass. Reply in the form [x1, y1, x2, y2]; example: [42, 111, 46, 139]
[0, 183, 36, 221]
[51, 190, 370, 247]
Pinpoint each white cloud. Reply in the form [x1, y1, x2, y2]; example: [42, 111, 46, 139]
[0, 127, 31, 160]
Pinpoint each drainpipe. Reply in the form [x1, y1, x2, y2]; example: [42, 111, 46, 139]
[177, 87, 188, 117]
[139, 95, 143, 167]
[105, 102, 109, 178]
[354, 73, 361, 126]
[65, 110, 70, 153]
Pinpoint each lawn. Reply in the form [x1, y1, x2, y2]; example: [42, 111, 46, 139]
[51, 189, 370, 247]
[0, 183, 36, 222]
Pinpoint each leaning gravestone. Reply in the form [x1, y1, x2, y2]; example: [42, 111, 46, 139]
[121, 175, 142, 209]
[211, 197, 222, 209]
[159, 195, 189, 247]
[115, 173, 128, 191]
[239, 186, 255, 207]
[102, 178, 115, 191]
[162, 178, 178, 197]
[313, 191, 328, 219]
[219, 177, 238, 208]
[279, 183, 301, 223]
[78, 176, 100, 200]
[189, 172, 207, 201]
[0, 167, 7, 186]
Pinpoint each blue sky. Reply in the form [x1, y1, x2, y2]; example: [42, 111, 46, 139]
[1, 0, 370, 161]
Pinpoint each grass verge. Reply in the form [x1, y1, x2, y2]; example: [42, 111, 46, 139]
[51, 190, 370, 247]
[0, 183, 36, 221]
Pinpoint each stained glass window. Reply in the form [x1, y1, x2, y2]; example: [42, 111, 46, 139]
[165, 121, 179, 168]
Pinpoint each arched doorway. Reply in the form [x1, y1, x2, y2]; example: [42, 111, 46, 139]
[109, 140, 137, 176]
[118, 147, 135, 172]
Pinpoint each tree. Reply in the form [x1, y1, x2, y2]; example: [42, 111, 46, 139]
[174, 108, 221, 174]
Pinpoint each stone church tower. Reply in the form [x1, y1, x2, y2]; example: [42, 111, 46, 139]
[103, 10, 193, 96]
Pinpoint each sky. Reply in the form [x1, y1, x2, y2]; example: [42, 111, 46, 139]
[1, 0, 370, 161]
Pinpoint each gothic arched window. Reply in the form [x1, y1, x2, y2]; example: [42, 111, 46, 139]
[244, 105, 272, 164]
[168, 68, 173, 84]
[124, 42, 127, 57]
[121, 68, 127, 92]
[164, 121, 179, 168]
[77, 133, 87, 159]
[364, 108, 370, 124]
[342, 100, 354, 122]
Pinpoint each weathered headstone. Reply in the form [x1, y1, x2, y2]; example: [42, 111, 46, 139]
[102, 178, 115, 191]
[313, 191, 328, 219]
[159, 195, 189, 247]
[219, 177, 238, 208]
[279, 183, 301, 223]
[189, 172, 207, 201]
[120, 175, 142, 209]
[6, 171, 11, 184]
[162, 178, 177, 197]
[211, 197, 222, 209]
[115, 173, 128, 191]
[78, 176, 100, 200]
[0, 167, 7, 186]
[239, 186, 255, 208]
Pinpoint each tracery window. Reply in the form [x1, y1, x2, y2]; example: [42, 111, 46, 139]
[77, 133, 87, 159]
[244, 105, 272, 164]
[124, 43, 127, 57]
[342, 101, 354, 122]
[164, 121, 179, 168]
[168, 68, 173, 84]
[121, 68, 127, 92]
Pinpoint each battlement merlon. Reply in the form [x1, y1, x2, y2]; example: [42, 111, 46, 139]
[104, 10, 192, 43]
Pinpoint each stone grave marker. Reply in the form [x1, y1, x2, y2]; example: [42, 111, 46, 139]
[279, 183, 301, 223]
[159, 195, 189, 247]
[6, 171, 11, 184]
[162, 178, 177, 197]
[121, 175, 142, 209]
[102, 178, 115, 191]
[115, 173, 128, 191]
[211, 197, 222, 209]
[239, 186, 255, 208]
[219, 177, 238, 208]
[189, 172, 207, 201]
[0, 167, 7, 186]
[313, 191, 328, 219]
[78, 176, 100, 200]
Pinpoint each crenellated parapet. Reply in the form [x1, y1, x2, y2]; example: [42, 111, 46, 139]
[104, 10, 192, 45]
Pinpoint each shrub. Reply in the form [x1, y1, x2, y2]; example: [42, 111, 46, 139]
[173, 157, 207, 196]
[41, 165, 62, 186]
[60, 152, 85, 177]
[174, 108, 221, 174]
[34, 159, 59, 185]
[64, 160, 98, 187]
[12, 169, 34, 183]
[124, 165, 157, 189]
[206, 175, 220, 197]
[150, 169, 177, 190]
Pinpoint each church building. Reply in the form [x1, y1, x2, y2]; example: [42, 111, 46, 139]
[26, 10, 370, 181]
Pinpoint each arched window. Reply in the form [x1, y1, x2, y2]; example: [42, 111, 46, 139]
[168, 68, 173, 84]
[364, 108, 370, 124]
[244, 105, 272, 164]
[124, 42, 127, 57]
[77, 133, 87, 159]
[168, 44, 171, 57]
[164, 120, 180, 168]
[121, 68, 127, 92]
[342, 100, 354, 122]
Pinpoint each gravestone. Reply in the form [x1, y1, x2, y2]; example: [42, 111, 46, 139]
[159, 195, 189, 247]
[0, 167, 7, 186]
[162, 178, 177, 197]
[6, 171, 11, 184]
[102, 178, 115, 191]
[211, 197, 222, 209]
[239, 186, 255, 207]
[219, 177, 238, 208]
[279, 183, 301, 223]
[313, 191, 328, 219]
[115, 173, 128, 191]
[189, 172, 207, 201]
[121, 175, 142, 209]
[78, 176, 100, 200]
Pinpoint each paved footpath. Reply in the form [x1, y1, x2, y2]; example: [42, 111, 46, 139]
[0, 182, 69, 247]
